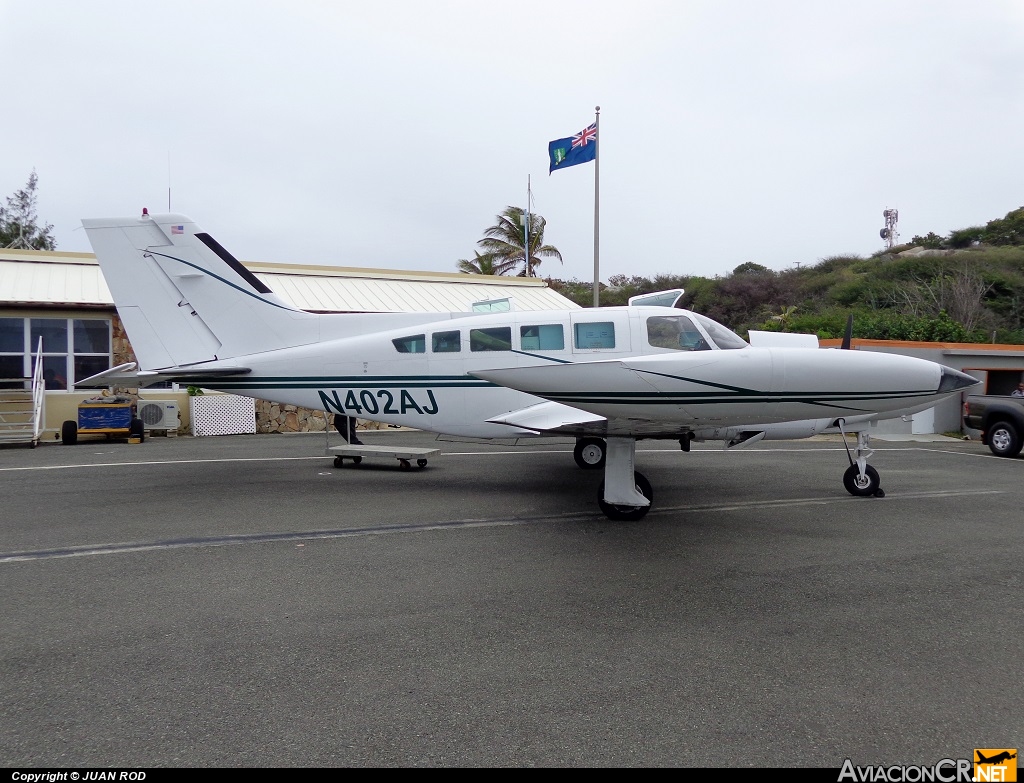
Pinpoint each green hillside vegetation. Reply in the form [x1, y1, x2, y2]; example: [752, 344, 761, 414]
[549, 207, 1024, 344]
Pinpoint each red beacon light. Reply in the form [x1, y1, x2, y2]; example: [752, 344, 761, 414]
[141, 207, 149, 217]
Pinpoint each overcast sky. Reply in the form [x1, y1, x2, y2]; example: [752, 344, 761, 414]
[3, 1, 1023, 284]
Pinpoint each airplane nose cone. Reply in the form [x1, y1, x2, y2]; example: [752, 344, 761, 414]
[938, 367, 980, 393]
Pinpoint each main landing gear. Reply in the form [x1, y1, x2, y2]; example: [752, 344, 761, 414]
[837, 421, 885, 498]
[596, 437, 652, 521]
[576, 436, 651, 519]
[586, 423, 886, 521]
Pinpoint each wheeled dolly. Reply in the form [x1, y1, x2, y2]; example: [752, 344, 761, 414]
[327, 444, 439, 470]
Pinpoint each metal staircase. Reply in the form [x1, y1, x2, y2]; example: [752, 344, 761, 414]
[0, 339, 46, 448]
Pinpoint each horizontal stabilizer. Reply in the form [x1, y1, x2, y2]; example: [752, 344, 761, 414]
[76, 363, 251, 388]
[74, 362, 139, 387]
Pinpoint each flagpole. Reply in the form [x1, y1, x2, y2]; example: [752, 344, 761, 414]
[525, 175, 531, 276]
[593, 105, 600, 307]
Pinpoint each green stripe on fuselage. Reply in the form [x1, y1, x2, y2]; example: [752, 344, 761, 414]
[169, 374, 497, 389]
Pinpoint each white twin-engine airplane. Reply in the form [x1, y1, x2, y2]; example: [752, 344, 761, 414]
[81, 212, 978, 520]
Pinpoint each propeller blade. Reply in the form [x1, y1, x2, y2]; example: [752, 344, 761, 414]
[840, 314, 854, 350]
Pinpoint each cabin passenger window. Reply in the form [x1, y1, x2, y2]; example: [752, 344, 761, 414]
[392, 334, 426, 353]
[646, 315, 711, 351]
[520, 324, 564, 351]
[431, 330, 461, 353]
[470, 327, 512, 352]
[574, 322, 615, 350]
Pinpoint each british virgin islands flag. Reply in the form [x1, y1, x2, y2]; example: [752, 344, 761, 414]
[548, 122, 597, 174]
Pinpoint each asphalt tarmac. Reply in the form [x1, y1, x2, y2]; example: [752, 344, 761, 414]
[0, 429, 1020, 767]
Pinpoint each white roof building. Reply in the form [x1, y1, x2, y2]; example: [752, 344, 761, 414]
[0, 248, 581, 313]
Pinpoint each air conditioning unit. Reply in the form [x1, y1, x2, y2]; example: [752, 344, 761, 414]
[137, 400, 180, 431]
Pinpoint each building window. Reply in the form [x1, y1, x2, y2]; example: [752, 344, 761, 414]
[0, 316, 111, 391]
[472, 298, 511, 313]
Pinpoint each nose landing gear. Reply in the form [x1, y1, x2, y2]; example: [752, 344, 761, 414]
[837, 421, 885, 498]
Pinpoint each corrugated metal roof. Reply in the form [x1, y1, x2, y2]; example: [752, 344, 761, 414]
[0, 249, 581, 312]
[0, 251, 112, 306]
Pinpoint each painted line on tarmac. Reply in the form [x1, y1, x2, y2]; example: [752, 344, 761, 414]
[654, 488, 1002, 514]
[0, 515, 572, 564]
[0, 488, 1002, 565]
[0, 444, 992, 473]
[0, 456, 330, 472]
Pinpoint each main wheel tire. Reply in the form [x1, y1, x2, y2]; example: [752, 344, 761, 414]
[987, 421, 1022, 457]
[843, 464, 880, 497]
[61, 420, 78, 445]
[597, 471, 653, 521]
[129, 418, 145, 442]
[574, 437, 607, 470]
[417, 459, 428, 468]
[334, 456, 344, 468]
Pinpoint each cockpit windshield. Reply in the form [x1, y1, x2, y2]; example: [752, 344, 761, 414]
[645, 313, 748, 352]
[646, 315, 712, 351]
[691, 313, 749, 349]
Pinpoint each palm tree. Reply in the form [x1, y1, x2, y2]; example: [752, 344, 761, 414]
[475, 206, 562, 277]
[456, 251, 517, 276]
[770, 305, 799, 331]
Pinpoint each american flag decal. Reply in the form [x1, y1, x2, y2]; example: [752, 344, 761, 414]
[171, 225, 184, 234]
[572, 123, 597, 148]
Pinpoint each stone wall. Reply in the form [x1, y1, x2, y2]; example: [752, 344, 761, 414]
[255, 400, 332, 433]
[112, 314, 136, 367]
[254, 402, 384, 434]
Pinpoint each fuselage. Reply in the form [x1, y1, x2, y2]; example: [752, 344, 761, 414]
[175, 305, 966, 439]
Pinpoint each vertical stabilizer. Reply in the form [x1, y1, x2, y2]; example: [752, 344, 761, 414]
[82, 213, 318, 369]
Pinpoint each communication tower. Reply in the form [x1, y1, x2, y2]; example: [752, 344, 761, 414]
[880, 208, 899, 250]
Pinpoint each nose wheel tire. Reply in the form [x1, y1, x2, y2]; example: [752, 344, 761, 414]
[843, 464, 882, 497]
[597, 472, 653, 521]
[574, 438, 607, 470]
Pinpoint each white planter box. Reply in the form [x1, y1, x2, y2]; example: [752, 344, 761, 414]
[189, 394, 257, 437]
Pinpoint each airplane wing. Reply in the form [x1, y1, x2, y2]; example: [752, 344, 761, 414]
[483, 403, 708, 440]
[485, 400, 606, 435]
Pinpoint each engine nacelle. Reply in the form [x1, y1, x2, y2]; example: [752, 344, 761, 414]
[690, 417, 835, 448]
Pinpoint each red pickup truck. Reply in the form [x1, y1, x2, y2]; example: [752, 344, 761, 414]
[962, 394, 1024, 457]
